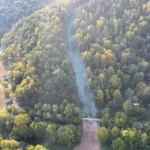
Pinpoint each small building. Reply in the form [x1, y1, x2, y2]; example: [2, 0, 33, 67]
[0, 45, 4, 53]
[133, 103, 140, 106]
[6, 98, 13, 104]
[139, 123, 144, 129]
[3, 75, 10, 81]
[0, 45, 3, 50]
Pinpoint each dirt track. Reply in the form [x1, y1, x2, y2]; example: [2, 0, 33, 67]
[75, 120, 100, 150]
[0, 61, 9, 113]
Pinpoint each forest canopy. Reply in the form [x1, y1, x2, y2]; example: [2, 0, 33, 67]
[74, 0, 150, 108]
[1, 0, 150, 149]
[1, 2, 78, 104]
[0, 0, 53, 39]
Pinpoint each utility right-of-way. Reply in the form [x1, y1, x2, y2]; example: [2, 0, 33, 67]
[67, 4, 97, 118]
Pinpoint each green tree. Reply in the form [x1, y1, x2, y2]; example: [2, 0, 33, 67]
[135, 82, 146, 95]
[132, 72, 144, 85]
[34, 122, 46, 139]
[34, 103, 42, 111]
[2, 88, 12, 98]
[46, 113, 52, 120]
[94, 53, 101, 66]
[101, 113, 110, 128]
[124, 88, 134, 99]
[121, 53, 129, 64]
[1, 81, 8, 88]
[0, 139, 19, 149]
[111, 127, 120, 140]
[6, 114, 15, 130]
[123, 74, 130, 87]
[112, 44, 121, 54]
[114, 112, 127, 129]
[123, 99, 132, 114]
[113, 90, 122, 104]
[96, 127, 108, 144]
[110, 75, 122, 89]
[57, 124, 78, 147]
[112, 138, 126, 150]
[107, 66, 115, 76]
[0, 113, 7, 127]
[46, 124, 57, 142]
[132, 106, 145, 116]
[127, 64, 138, 76]
[41, 104, 51, 112]
[13, 114, 32, 139]
[35, 145, 48, 150]
[61, 59, 72, 75]
[124, 31, 135, 40]
[101, 107, 110, 116]
[26, 145, 35, 150]
[141, 133, 148, 145]
[74, 107, 81, 115]
[97, 90, 104, 103]
[103, 40, 112, 49]
[138, 61, 148, 72]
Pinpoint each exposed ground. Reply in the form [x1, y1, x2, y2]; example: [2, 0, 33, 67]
[0, 61, 9, 113]
[75, 120, 100, 150]
[0, 61, 9, 82]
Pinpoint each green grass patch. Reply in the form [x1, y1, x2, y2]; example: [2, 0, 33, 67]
[47, 143, 79, 150]
[101, 144, 112, 150]
[1, 128, 11, 139]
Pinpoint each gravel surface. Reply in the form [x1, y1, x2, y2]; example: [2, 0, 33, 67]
[75, 120, 100, 150]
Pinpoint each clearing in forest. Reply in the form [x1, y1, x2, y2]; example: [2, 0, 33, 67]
[75, 120, 100, 150]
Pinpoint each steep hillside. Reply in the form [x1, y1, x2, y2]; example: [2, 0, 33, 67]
[74, 0, 150, 149]
[1, 3, 78, 104]
[0, 0, 53, 39]
[74, 0, 150, 108]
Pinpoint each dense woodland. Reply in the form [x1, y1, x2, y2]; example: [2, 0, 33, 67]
[0, 0, 86, 149]
[1, 2, 78, 104]
[75, 0, 150, 107]
[0, 100, 82, 149]
[1, 0, 150, 149]
[96, 111, 150, 150]
[0, 0, 53, 39]
[74, 0, 150, 149]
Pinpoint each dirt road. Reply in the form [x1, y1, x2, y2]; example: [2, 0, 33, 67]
[0, 61, 9, 113]
[75, 120, 100, 150]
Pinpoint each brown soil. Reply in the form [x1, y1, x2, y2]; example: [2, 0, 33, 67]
[0, 88, 6, 113]
[75, 120, 100, 150]
[0, 61, 9, 112]
[0, 61, 9, 82]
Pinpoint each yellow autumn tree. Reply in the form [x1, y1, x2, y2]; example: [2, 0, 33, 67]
[113, 89, 122, 104]
[121, 53, 130, 64]
[97, 90, 104, 104]
[101, 55, 107, 66]
[98, 73, 105, 83]
[35, 27, 40, 34]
